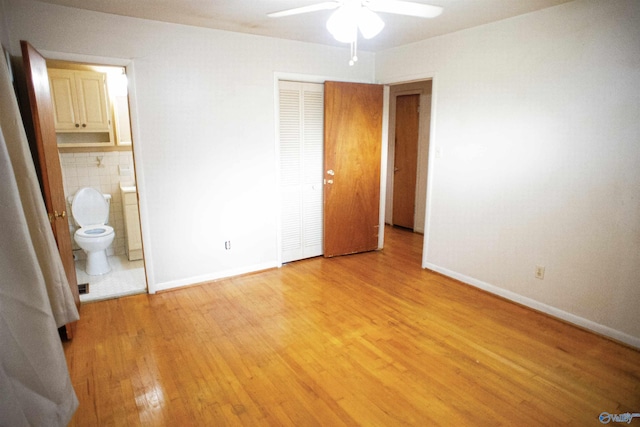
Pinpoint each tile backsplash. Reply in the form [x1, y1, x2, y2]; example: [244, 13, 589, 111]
[60, 150, 137, 258]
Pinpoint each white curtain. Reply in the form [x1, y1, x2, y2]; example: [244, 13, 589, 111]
[0, 52, 79, 425]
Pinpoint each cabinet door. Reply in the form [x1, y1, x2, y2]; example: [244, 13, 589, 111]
[74, 70, 111, 132]
[124, 204, 143, 252]
[48, 69, 81, 131]
[48, 68, 111, 132]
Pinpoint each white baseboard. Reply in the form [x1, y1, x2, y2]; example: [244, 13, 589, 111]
[152, 261, 279, 294]
[424, 263, 640, 350]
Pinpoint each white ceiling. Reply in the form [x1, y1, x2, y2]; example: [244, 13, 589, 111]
[35, 0, 574, 51]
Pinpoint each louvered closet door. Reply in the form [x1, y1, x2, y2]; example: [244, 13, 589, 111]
[279, 81, 324, 263]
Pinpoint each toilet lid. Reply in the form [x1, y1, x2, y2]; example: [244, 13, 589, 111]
[72, 187, 109, 227]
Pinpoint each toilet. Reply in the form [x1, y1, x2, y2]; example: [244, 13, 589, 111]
[71, 187, 115, 275]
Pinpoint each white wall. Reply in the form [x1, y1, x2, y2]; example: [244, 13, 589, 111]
[377, 0, 640, 346]
[5, 0, 375, 291]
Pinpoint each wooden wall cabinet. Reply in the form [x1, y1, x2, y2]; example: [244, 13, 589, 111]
[48, 68, 114, 147]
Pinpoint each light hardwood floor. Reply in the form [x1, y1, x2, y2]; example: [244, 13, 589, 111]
[64, 226, 640, 426]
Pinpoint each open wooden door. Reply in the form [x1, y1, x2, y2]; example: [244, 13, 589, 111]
[323, 81, 383, 257]
[21, 40, 80, 338]
[392, 94, 420, 229]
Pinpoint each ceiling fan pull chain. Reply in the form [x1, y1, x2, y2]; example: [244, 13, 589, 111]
[349, 41, 354, 66]
[349, 30, 358, 66]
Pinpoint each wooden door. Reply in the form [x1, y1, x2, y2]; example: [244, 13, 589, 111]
[392, 94, 420, 229]
[323, 81, 383, 257]
[21, 40, 80, 338]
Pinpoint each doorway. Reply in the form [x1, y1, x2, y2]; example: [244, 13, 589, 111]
[278, 78, 431, 265]
[47, 59, 147, 302]
[385, 80, 432, 236]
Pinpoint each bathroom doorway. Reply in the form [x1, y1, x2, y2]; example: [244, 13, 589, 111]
[47, 59, 147, 302]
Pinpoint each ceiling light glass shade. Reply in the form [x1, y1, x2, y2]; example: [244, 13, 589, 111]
[357, 7, 384, 39]
[326, 5, 359, 43]
[327, 5, 385, 43]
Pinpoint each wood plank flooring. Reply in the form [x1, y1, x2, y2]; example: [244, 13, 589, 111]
[64, 226, 640, 426]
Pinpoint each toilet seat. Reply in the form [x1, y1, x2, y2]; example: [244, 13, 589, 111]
[75, 225, 114, 238]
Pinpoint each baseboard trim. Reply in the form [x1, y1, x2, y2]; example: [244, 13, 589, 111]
[153, 261, 279, 294]
[424, 263, 640, 350]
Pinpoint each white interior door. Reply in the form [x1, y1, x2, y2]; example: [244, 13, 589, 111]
[279, 81, 324, 263]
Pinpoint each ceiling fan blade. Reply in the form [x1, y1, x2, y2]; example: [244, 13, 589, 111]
[367, 0, 443, 18]
[268, 2, 340, 18]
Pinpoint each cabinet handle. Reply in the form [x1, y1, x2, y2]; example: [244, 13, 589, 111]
[75, 123, 80, 128]
[82, 123, 87, 128]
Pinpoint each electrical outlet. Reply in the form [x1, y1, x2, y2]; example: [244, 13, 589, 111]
[535, 265, 545, 280]
[224, 240, 231, 250]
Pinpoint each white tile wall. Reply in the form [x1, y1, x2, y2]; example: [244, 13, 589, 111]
[60, 151, 137, 258]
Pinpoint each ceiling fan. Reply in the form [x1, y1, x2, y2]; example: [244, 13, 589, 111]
[268, 0, 443, 65]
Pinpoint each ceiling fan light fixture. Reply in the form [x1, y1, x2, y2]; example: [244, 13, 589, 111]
[357, 7, 385, 39]
[326, 4, 385, 43]
[268, 0, 444, 65]
[326, 5, 359, 43]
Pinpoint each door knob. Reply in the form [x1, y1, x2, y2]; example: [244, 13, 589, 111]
[48, 210, 66, 223]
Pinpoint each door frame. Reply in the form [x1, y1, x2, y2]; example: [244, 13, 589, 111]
[273, 72, 384, 266]
[274, 72, 437, 269]
[379, 72, 438, 268]
[37, 49, 155, 293]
